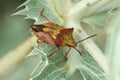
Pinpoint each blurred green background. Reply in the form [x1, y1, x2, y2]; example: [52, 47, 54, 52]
[0, 0, 34, 57]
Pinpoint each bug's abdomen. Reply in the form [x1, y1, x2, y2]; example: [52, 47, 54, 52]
[33, 32, 56, 46]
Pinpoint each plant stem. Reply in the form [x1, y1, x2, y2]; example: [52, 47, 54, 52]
[66, 19, 108, 73]
[0, 36, 35, 76]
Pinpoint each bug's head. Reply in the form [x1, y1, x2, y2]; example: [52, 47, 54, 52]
[31, 25, 44, 32]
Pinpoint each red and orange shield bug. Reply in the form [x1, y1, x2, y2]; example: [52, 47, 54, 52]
[31, 9, 97, 60]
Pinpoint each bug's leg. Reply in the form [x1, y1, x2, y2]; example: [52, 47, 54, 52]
[63, 47, 71, 60]
[36, 39, 42, 47]
[37, 39, 41, 44]
[40, 9, 51, 22]
[47, 47, 62, 57]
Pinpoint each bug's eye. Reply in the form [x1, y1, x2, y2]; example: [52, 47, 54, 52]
[31, 25, 38, 32]
[31, 25, 44, 32]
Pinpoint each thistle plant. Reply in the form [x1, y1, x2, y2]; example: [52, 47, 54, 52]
[0, 0, 120, 80]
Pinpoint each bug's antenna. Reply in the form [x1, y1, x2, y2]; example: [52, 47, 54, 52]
[40, 9, 51, 22]
[76, 34, 97, 43]
[74, 47, 82, 56]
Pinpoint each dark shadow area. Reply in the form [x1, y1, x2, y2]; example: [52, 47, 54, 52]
[0, 0, 34, 57]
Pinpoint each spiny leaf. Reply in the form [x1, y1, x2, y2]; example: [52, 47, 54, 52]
[15, 0, 60, 24]
[32, 43, 67, 80]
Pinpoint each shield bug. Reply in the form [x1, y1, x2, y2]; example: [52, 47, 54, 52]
[31, 9, 97, 60]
